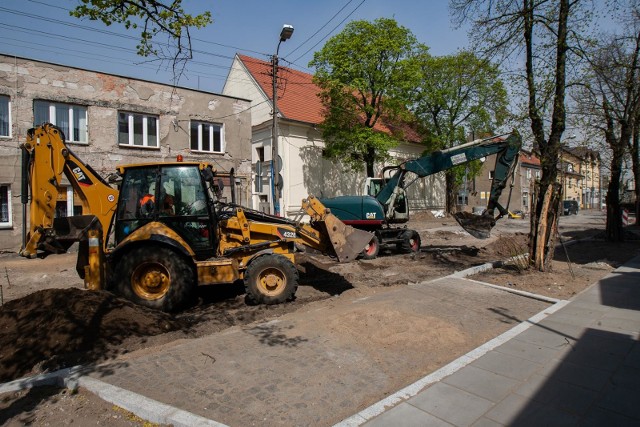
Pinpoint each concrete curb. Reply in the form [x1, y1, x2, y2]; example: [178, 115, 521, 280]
[75, 376, 227, 427]
[0, 366, 226, 427]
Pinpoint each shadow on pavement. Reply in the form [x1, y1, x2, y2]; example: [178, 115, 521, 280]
[508, 261, 640, 425]
[508, 327, 639, 425]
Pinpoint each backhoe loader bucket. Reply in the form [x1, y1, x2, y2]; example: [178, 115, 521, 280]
[320, 213, 374, 262]
[453, 211, 496, 240]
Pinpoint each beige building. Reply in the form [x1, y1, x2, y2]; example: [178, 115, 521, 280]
[0, 54, 252, 252]
[465, 150, 540, 216]
[466, 146, 602, 216]
[561, 146, 602, 209]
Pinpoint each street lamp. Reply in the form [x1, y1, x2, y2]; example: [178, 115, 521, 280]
[271, 24, 294, 216]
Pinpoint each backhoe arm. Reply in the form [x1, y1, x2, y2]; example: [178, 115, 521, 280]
[20, 123, 119, 257]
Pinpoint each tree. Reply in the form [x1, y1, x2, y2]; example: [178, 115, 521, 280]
[70, 0, 211, 76]
[450, 0, 588, 271]
[309, 18, 423, 177]
[573, 16, 640, 236]
[412, 50, 508, 213]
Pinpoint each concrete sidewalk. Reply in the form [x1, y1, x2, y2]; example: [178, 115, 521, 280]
[349, 255, 640, 427]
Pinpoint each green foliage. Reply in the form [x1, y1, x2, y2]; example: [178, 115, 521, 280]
[70, 0, 211, 58]
[452, 160, 483, 187]
[309, 18, 423, 176]
[412, 50, 508, 209]
[413, 50, 508, 149]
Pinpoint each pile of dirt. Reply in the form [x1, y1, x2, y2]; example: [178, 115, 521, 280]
[481, 233, 529, 259]
[0, 288, 188, 382]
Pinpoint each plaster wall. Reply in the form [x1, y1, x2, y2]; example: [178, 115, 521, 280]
[0, 54, 252, 251]
[222, 57, 272, 126]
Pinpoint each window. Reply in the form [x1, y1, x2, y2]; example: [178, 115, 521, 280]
[190, 121, 224, 153]
[0, 185, 11, 228]
[34, 100, 87, 143]
[526, 169, 532, 179]
[0, 95, 10, 137]
[535, 170, 540, 179]
[118, 112, 158, 148]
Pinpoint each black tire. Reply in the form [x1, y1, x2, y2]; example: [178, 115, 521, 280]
[113, 246, 195, 312]
[244, 254, 298, 305]
[397, 231, 421, 254]
[360, 235, 380, 260]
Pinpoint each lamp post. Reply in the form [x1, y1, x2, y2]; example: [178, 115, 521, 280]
[271, 24, 294, 216]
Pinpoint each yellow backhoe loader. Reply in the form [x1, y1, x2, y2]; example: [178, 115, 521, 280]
[20, 123, 372, 311]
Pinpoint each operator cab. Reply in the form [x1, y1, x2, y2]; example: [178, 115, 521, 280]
[364, 177, 409, 223]
[114, 163, 217, 259]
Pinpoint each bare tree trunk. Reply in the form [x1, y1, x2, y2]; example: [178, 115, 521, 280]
[445, 170, 456, 214]
[606, 144, 626, 241]
[529, 182, 561, 271]
[632, 123, 640, 224]
[527, 0, 569, 271]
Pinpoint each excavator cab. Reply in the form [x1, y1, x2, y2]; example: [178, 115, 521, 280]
[114, 163, 218, 258]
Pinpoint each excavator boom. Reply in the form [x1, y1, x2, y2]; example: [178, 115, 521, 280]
[378, 131, 522, 238]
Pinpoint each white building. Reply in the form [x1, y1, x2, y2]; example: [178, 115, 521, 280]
[222, 54, 445, 217]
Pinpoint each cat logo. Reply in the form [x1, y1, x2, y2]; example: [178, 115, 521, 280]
[365, 212, 377, 219]
[66, 160, 93, 187]
[73, 167, 86, 182]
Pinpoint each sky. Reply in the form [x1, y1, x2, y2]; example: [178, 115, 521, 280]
[0, 0, 470, 94]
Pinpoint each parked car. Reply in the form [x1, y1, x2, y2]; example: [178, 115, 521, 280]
[563, 200, 579, 215]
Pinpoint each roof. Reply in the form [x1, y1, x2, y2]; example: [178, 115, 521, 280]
[565, 146, 600, 161]
[237, 54, 421, 143]
[1, 53, 248, 101]
[519, 151, 541, 167]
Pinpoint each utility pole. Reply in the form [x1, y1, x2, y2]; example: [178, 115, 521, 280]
[271, 24, 294, 216]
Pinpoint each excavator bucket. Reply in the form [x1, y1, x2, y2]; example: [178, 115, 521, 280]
[453, 211, 496, 240]
[319, 213, 374, 262]
[302, 195, 373, 262]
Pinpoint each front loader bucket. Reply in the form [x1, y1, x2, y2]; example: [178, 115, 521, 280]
[453, 211, 496, 239]
[321, 213, 373, 262]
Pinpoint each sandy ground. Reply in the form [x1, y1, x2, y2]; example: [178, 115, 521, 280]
[1, 211, 639, 426]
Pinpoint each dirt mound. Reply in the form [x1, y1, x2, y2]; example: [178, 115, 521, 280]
[0, 288, 187, 382]
[482, 233, 529, 259]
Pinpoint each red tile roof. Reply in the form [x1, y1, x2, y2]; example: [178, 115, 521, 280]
[237, 54, 421, 142]
[519, 152, 541, 167]
[238, 54, 324, 124]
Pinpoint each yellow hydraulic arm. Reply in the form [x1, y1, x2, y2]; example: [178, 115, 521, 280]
[20, 123, 119, 257]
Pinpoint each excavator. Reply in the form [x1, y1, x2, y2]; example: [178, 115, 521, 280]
[20, 123, 372, 311]
[320, 131, 522, 259]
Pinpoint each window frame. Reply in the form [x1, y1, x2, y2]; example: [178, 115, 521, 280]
[0, 184, 12, 228]
[33, 100, 88, 144]
[118, 111, 159, 149]
[190, 120, 224, 154]
[0, 95, 11, 138]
